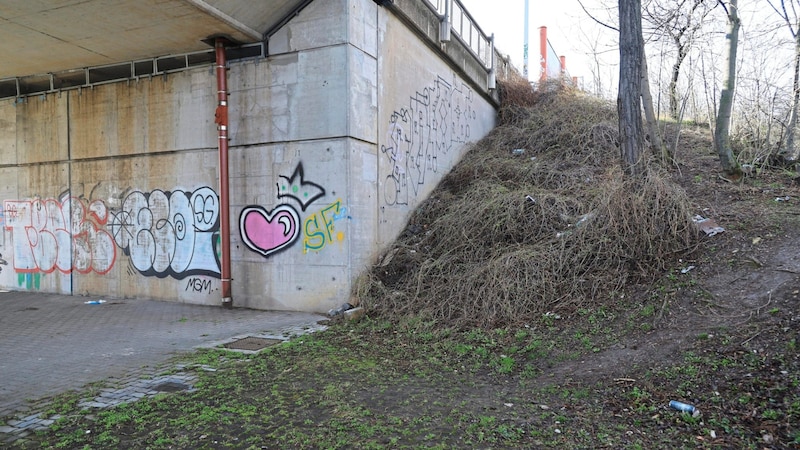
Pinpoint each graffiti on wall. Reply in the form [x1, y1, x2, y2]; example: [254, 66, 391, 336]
[185, 276, 214, 294]
[240, 162, 348, 258]
[381, 74, 477, 206]
[240, 204, 300, 257]
[2, 186, 221, 290]
[107, 187, 220, 279]
[3, 196, 116, 275]
[19, 272, 41, 290]
[277, 164, 326, 211]
[303, 199, 347, 253]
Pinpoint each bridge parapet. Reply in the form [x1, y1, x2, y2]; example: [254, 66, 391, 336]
[390, 0, 510, 105]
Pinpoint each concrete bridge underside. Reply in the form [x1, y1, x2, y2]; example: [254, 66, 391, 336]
[0, 0, 306, 79]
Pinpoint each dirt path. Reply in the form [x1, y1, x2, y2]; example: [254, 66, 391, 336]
[547, 187, 800, 385]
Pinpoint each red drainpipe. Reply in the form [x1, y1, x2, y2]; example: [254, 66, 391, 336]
[214, 37, 233, 309]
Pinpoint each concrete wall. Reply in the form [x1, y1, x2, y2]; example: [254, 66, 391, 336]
[0, 0, 496, 312]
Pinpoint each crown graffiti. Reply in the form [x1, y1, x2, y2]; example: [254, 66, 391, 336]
[276, 163, 326, 211]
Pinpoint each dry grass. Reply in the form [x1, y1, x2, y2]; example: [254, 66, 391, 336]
[354, 87, 700, 328]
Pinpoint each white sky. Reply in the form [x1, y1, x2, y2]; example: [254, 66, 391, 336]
[458, 0, 614, 84]
[456, 1, 793, 99]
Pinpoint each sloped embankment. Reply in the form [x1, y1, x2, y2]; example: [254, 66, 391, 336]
[356, 88, 699, 328]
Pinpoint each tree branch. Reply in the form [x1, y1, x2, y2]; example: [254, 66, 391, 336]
[577, 0, 619, 32]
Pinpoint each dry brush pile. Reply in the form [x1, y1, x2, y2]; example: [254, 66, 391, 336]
[355, 82, 700, 328]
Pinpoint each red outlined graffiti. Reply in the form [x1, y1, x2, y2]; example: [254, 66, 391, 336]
[3, 197, 116, 274]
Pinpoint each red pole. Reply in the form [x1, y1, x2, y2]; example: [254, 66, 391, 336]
[539, 26, 547, 84]
[560, 55, 566, 76]
[215, 38, 233, 309]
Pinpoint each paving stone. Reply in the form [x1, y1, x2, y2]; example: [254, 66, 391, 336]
[0, 291, 325, 445]
[81, 401, 111, 409]
[30, 420, 53, 430]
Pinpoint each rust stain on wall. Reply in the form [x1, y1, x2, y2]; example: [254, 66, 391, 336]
[69, 78, 178, 159]
[16, 95, 68, 164]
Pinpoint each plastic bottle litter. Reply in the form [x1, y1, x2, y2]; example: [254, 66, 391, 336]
[511, 148, 525, 155]
[84, 300, 106, 305]
[669, 400, 700, 417]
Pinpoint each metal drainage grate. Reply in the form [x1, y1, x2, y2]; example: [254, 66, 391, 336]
[222, 336, 283, 351]
[153, 381, 192, 393]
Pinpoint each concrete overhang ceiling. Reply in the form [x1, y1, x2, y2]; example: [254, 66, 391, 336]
[0, 0, 306, 79]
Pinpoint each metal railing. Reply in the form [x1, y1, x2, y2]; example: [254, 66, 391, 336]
[0, 43, 264, 100]
[423, 0, 493, 70]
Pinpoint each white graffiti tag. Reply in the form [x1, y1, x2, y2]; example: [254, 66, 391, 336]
[108, 187, 220, 279]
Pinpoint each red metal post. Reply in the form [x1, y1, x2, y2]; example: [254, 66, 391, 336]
[539, 26, 547, 84]
[215, 38, 233, 309]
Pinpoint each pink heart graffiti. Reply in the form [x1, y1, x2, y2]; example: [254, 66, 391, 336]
[239, 205, 300, 257]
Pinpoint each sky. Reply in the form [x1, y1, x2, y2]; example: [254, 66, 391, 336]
[456, 1, 792, 97]
[458, 0, 615, 86]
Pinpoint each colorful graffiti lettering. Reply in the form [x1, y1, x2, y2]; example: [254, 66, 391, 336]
[18, 272, 41, 290]
[107, 187, 220, 279]
[303, 200, 346, 253]
[241, 163, 348, 257]
[239, 205, 300, 257]
[3, 197, 116, 274]
[381, 74, 476, 206]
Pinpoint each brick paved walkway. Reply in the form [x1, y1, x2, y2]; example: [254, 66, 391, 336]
[0, 290, 325, 442]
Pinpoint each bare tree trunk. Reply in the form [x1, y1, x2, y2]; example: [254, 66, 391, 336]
[715, 0, 742, 176]
[700, 51, 717, 137]
[641, 48, 669, 163]
[619, 0, 646, 176]
[786, 26, 800, 161]
[668, 44, 688, 120]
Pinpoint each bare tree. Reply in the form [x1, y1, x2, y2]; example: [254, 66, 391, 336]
[578, 27, 610, 96]
[619, 0, 646, 175]
[768, 0, 800, 161]
[581, 0, 667, 163]
[715, 0, 742, 176]
[641, 47, 669, 162]
[644, 0, 716, 120]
